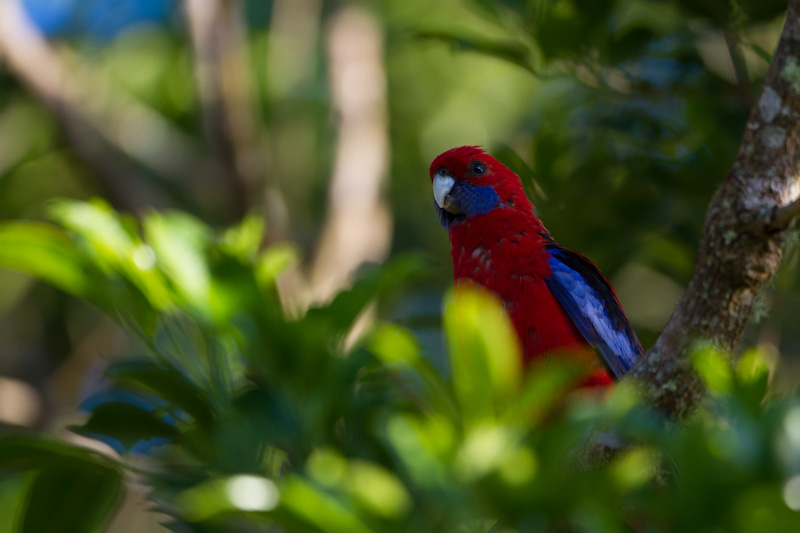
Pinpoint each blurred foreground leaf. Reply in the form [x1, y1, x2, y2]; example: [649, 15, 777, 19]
[444, 285, 522, 426]
[0, 436, 123, 533]
[0, 222, 90, 297]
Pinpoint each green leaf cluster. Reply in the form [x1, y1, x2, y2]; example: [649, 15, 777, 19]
[1, 201, 799, 532]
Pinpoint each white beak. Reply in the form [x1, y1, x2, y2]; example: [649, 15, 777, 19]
[433, 172, 456, 210]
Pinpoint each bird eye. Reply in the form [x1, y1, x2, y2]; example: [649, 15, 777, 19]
[469, 161, 486, 176]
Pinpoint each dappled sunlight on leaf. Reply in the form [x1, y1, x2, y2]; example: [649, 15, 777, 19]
[0, 222, 91, 296]
[50, 199, 172, 311]
[348, 461, 412, 519]
[385, 413, 454, 490]
[143, 210, 212, 316]
[220, 212, 266, 261]
[692, 342, 734, 394]
[610, 448, 660, 490]
[738, 346, 776, 386]
[444, 285, 522, 426]
[512, 356, 591, 426]
[454, 424, 535, 486]
[370, 322, 421, 366]
[177, 474, 279, 521]
[280, 476, 372, 533]
[256, 243, 300, 289]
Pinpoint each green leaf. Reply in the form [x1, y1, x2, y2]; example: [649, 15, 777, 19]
[20, 461, 124, 533]
[735, 347, 774, 412]
[177, 475, 279, 521]
[443, 285, 522, 426]
[48, 199, 171, 310]
[143, 210, 212, 316]
[692, 344, 733, 394]
[384, 413, 453, 490]
[219, 212, 266, 261]
[0, 435, 117, 470]
[454, 425, 531, 483]
[369, 322, 457, 419]
[0, 436, 124, 533]
[256, 243, 299, 289]
[208, 251, 271, 325]
[741, 41, 773, 64]
[306, 449, 412, 519]
[106, 358, 213, 424]
[512, 358, 587, 425]
[71, 401, 180, 452]
[306, 254, 428, 336]
[347, 460, 411, 519]
[49, 199, 137, 270]
[0, 222, 90, 296]
[0, 472, 27, 532]
[370, 323, 421, 366]
[280, 476, 372, 533]
[736, 347, 774, 386]
[609, 447, 660, 490]
[415, 30, 533, 73]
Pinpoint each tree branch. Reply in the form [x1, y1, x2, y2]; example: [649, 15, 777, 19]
[769, 195, 800, 230]
[184, 0, 268, 221]
[0, 0, 157, 211]
[309, 7, 392, 301]
[724, 28, 754, 106]
[0, 0, 246, 218]
[631, 2, 800, 419]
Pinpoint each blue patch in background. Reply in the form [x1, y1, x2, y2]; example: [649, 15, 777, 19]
[23, 0, 175, 39]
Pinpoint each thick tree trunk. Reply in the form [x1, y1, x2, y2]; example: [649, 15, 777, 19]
[631, 0, 800, 419]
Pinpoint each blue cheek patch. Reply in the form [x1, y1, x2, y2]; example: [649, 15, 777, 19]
[434, 181, 500, 230]
[452, 182, 499, 217]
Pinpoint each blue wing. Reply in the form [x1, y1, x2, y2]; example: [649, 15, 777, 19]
[543, 243, 643, 379]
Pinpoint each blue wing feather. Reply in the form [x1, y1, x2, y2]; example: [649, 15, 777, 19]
[543, 243, 643, 379]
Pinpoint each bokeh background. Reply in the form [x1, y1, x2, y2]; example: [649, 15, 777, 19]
[0, 0, 798, 529]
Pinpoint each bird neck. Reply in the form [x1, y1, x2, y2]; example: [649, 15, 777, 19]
[447, 207, 551, 281]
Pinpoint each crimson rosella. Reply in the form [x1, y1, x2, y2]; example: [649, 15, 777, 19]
[431, 146, 643, 386]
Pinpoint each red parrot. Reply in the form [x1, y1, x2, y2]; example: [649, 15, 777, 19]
[430, 146, 643, 386]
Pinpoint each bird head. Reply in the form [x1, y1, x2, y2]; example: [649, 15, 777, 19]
[429, 146, 533, 229]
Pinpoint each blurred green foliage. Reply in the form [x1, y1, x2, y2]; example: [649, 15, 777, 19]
[2, 0, 798, 373]
[0, 201, 799, 532]
[2, 0, 800, 531]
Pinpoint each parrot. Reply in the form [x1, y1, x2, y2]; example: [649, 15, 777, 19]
[430, 146, 643, 386]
